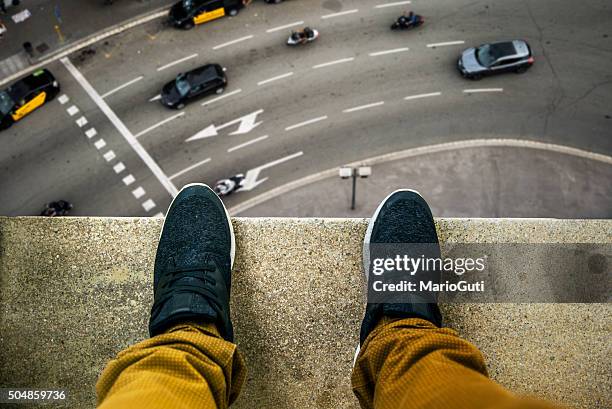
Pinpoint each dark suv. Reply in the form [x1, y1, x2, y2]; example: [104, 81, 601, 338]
[457, 40, 534, 80]
[161, 63, 227, 109]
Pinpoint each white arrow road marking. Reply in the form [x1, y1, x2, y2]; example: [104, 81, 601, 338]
[186, 109, 264, 142]
[149, 94, 161, 102]
[239, 151, 304, 192]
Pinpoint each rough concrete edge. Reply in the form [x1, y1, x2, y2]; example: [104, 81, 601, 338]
[228, 138, 612, 215]
[0, 6, 170, 86]
[1, 216, 610, 244]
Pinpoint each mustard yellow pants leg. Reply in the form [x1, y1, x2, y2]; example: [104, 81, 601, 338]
[97, 323, 246, 409]
[352, 317, 561, 409]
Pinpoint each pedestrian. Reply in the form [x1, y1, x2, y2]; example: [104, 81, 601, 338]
[95, 184, 564, 409]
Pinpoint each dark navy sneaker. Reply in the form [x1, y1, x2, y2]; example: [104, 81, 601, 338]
[359, 189, 442, 345]
[149, 183, 236, 341]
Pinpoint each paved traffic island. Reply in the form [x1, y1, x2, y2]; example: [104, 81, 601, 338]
[0, 217, 610, 408]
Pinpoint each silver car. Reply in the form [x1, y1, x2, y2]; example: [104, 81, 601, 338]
[458, 40, 534, 80]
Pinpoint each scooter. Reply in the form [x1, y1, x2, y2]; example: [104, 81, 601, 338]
[287, 27, 319, 46]
[391, 15, 424, 30]
[41, 200, 73, 216]
[214, 174, 245, 197]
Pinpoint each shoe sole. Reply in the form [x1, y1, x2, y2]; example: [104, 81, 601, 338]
[159, 182, 236, 268]
[362, 188, 422, 283]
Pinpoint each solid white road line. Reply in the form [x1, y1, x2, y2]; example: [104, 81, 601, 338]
[213, 35, 254, 50]
[228, 135, 269, 152]
[61, 57, 178, 197]
[157, 53, 198, 71]
[374, 1, 411, 8]
[463, 88, 504, 93]
[103, 150, 116, 162]
[169, 158, 211, 181]
[66, 105, 79, 116]
[313, 57, 354, 69]
[142, 199, 156, 212]
[201, 88, 242, 106]
[134, 112, 185, 138]
[76, 116, 88, 127]
[94, 139, 106, 150]
[285, 116, 328, 131]
[122, 174, 135, 186]
[322, 9, 359, 19]
[132, 186, 146, 199]
[266, 21, 304, 33]
[427, 41, 465, 48]
[101, 76, 144, 98]
[257, 72, 294, 86]
[149, 94, 161, 102]
[85, 128, 97, 139]
[404, 92, 442, 100]
[58, 94, 69, 104]
[113, 162, 126, 174]
[369, 47, 409, 57]
[343, 101, 385, 113]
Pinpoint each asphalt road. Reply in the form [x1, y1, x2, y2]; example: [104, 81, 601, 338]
[1, 0, 611, 217]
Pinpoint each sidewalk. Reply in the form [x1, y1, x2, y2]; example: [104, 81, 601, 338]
[0, 0, 174, 79]
[233, 143, 612, 218]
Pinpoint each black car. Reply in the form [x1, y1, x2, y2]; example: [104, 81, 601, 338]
[457, 40, 534, 80]
[169, 0, 245, 29]
[161, 64, 227, 109]
[0, 69, 60, 130]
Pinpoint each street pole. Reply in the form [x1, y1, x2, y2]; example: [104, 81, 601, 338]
[351, 170, 357, 210]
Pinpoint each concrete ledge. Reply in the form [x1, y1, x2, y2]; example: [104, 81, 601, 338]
[0, 217, 610, 408]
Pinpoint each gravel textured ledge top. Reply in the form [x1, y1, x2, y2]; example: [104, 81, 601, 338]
[0, 217, 610, 408]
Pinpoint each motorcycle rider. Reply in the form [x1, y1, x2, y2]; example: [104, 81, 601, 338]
[398, 11, 419, 28]
[214, 174, 245, 196]
[291, 27, 315, 44]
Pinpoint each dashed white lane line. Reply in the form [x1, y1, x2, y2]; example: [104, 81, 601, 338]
[122, 174, 135, 186]
[169, 157, 212, 181]
[66, 105, 79, 116]
[313, 57, 355, 69]
[113, 162, 126, 174]
[58, 94, 69, 104]
[257, 72, 294, 86]
[343, 101, 385, 113]
[266, 21, 304, 33]
[427, 41, 465, 48]
[157, 53, 198, 71]
[85, 128, 97, 139]
[61, 57, 178, 197]
[285, 115, 328, 131]
[134, 112, 185, 138]
[201, 88, 242, 107]
[76, 116, 88, 127]
[374, 1, 411, 8]
[142, 199, 156, 212]
[132, 186, 146, 199]
[369, 47, 409, 57]
[321, 9, 359, 19]
[404, 92, 442, 100]
[153, 212, 164, 218]
[227, 135, 269, 152]
[463, 88, 504, 93]
[212, 35, 254, 50]
[94, 139, 106, 150]
[103, 150, 116, 162]
[101, 76, 144, 99]
[149, 94, 161, 102]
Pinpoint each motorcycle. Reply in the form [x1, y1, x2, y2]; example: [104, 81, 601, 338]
[391, 14, 424, 30]
[287, 27, 319, 46]
[41, 200, 73, 217]
[214, 174, 245, 197]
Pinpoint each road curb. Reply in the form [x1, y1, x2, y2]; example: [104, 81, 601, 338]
[228, 138, 612, 215]
[0, 6, 170, 87]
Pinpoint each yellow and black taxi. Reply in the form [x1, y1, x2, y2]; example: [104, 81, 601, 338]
[169, 0, 247, 29]
[0, 69, 60, 131]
